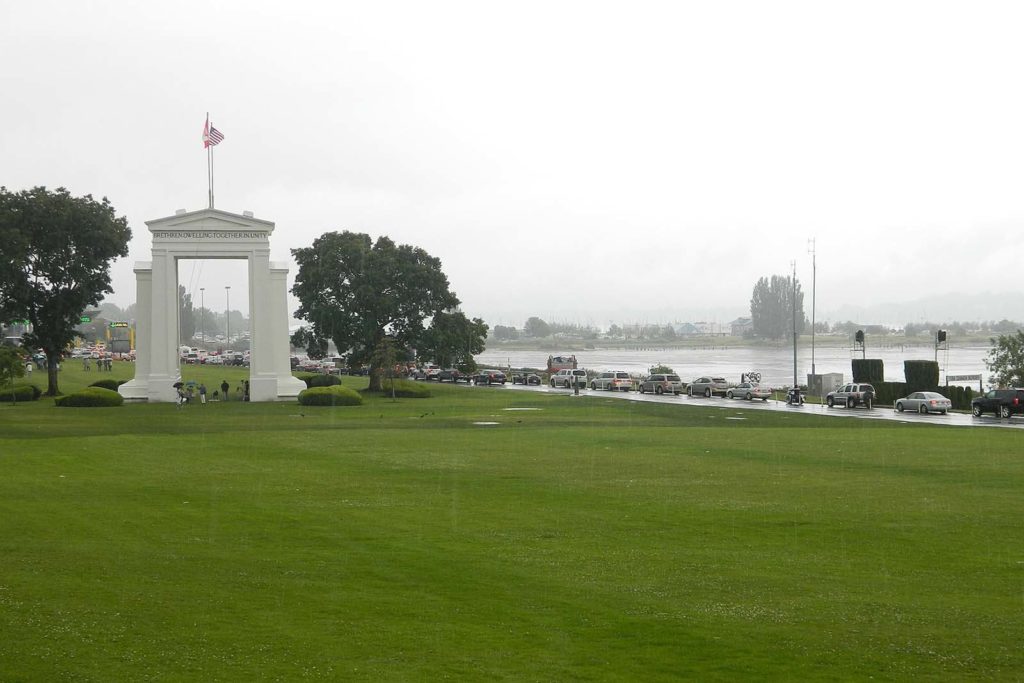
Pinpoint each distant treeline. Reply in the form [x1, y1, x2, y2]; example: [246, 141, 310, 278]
[489, 316, 1023, 343]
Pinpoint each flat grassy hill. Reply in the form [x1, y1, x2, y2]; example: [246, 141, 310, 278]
[1, 365, 1021, 679]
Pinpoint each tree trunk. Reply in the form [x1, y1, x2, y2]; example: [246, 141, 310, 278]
[45, 350, 61, 396]
[367, 362, 382, 392]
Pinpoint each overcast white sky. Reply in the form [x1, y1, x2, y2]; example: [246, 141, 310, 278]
[4, 1, 1023, 328]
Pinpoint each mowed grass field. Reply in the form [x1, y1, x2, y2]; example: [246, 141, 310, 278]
[1, 364, 1022, 680]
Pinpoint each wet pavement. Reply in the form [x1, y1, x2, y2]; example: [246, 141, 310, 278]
[485, 382, 1024, 430]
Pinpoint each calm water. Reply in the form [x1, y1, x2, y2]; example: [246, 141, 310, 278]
[476, 344, 990, 388]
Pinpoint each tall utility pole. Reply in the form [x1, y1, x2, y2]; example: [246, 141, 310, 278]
[225, 286, 231, 348]
[808, 238, 817, 382]
[792, 260, 798, 388]
[200, 287, 205, 347]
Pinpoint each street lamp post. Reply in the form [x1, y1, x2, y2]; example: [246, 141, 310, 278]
[225, 286, 231, 348]
[792, 260, 798, 389]
[808, 238, 816, 381]
[200, 287, 205, 347]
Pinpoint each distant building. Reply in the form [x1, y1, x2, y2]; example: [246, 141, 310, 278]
[672, 322, 700, 336]
[692, 321, 725, 336]
[730, 317, 753, 336]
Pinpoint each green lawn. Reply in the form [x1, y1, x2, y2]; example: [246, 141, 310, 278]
[1, 367, 1022, 680]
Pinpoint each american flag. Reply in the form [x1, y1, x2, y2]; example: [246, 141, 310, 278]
[203, 117, 225, 148]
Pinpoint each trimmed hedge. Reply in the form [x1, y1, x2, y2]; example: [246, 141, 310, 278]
[89, 378, 127, 391]
[374, 379, 431, 398]
[0, 384, 42, 403]
[904, 361, 939, 393]
[54, 387, 125, 408]
[852, 359, 884, 383]
[293, 372, 318, 387]
[866, 381, 974, 411]
[871, 381, 905, 408]
[297, 385, 363, 407]
[307, 374, 342, 388]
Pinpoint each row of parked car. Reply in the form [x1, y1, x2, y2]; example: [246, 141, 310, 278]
[397, 361, 1024, 419]
[544, 370, 776, 401]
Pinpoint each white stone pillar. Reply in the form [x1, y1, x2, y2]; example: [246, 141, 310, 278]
[145, 249, 181, 402]
[270, 263, 306, 399]
[248, 248, 278, 401]
[118, 262, 152, 401]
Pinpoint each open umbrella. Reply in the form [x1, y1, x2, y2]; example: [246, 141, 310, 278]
[172, 381, 184, 388]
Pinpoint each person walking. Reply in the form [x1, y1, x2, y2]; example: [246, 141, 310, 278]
[199, 383, 207, 405]
[221, 379, 229, 401]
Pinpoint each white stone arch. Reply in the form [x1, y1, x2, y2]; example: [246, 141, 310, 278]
[119, 208, 306, 402]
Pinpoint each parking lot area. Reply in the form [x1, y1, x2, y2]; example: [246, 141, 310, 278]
[494, 382, 1024, 430]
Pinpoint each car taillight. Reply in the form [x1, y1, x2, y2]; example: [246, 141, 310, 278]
[1014, 397, 1020, 406]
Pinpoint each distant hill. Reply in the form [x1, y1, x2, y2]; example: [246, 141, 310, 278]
[823, 292, 1024, 327]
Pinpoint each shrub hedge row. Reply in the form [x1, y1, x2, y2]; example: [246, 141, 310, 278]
[852, 359, 884, 383]
[89, 379, 127, 391]
[375, 379, 431, 398]
[307, 374, 342, 388]
[0, 384, 42, 403]
[297, 385, 363, 406]
[903, 360, 940, 393]
[292, 372, 317, 386]
[867, 381, 974, 410]
[54, 387, 125, 408]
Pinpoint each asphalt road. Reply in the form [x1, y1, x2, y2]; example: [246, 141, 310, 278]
[480, 382, 1024, 430]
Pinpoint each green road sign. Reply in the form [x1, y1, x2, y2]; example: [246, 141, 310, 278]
[110, 321, 129, 328]
[80, 316, 91, 323]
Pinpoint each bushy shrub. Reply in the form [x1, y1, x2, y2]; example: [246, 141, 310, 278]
[375, 379, 431, 398]
[0, 384, 42, 403]
[293, 372, 318, 387]
[298, 385, 363, 406]
[852, 359, 884, 383]
[55, 387, 124, 408]
[904, 361, 940, 393]
[308, 374, 342, 388]
[89, 378, 127, 391]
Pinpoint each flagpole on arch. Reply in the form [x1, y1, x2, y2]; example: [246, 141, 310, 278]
[205, 112, 213, 208]
[203, 114, 224, 209]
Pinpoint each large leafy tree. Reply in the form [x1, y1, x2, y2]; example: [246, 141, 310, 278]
[0, 187, 131, 395]
[523, 316, 551, 338]
[0, 345, 26, 401]
[291, 231, 461, 391]
[749, 275, 806, 340]
[985, 330, 1024, 387]
[417, 310, 488, 372]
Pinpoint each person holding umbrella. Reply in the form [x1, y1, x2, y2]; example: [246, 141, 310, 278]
[173, 381, 187, 409]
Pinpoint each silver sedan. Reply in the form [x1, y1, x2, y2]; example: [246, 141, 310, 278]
[726, 382, 772, 401]
[895, 391, 952, 415]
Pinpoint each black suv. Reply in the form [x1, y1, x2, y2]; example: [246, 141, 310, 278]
[826, 383, 876, 409]
[971, 389, 1024, 418]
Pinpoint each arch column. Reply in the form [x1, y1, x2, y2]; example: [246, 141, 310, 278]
[116, 262, 153, 400]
